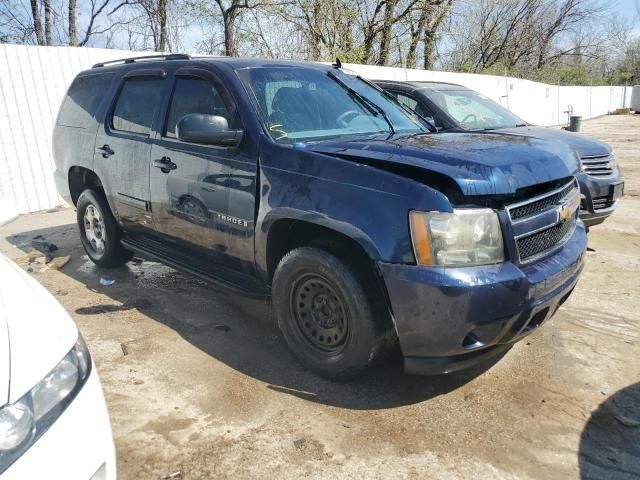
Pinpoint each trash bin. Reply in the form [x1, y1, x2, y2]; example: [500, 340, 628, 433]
[631, 85, 640, 113]
[569, 115, 582, 132]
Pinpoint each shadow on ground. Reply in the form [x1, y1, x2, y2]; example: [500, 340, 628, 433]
[579, 382, 640, 480]
[7, 223, 504, 410]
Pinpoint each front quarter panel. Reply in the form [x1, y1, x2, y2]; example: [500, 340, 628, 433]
[255, 138, 452, 278]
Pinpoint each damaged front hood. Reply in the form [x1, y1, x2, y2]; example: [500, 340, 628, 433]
[307, 132, 580, 196]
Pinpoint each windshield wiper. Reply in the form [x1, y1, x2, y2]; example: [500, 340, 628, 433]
[327, 71, 395, 135]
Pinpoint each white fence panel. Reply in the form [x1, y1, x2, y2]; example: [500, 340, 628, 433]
[0, 45, 631, 216]
[0, 45, 155, 218]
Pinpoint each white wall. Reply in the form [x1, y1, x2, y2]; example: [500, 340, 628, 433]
[0, 45, 157, 218]
[0, 45, 631, 216]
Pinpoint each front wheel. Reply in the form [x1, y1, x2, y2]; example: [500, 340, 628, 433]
[76, 189, 133, 268]
[272, 247, 386, 380]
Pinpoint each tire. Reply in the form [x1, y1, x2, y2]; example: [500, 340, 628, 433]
[272, 247, 386, 380]
[76, 189, 133, 268]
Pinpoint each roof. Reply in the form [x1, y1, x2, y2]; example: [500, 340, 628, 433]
[91, 54, 335, 71]
[374, 79, 468, 91]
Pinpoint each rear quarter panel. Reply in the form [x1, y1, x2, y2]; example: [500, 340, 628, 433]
[53, 70, 119, 204]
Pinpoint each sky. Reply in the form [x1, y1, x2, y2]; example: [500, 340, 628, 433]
[614, 0, 640, 34]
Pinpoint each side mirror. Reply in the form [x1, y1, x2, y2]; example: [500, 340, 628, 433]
[176, 113, 243, 146]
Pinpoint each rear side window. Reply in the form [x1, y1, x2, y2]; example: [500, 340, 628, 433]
[57, 73, 114, 129]
[111, 77, 164, 135]
[164, 77, 238, 138]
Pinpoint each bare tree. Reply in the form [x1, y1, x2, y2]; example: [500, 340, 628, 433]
[188, 0, 281, 56]
[68, 0, 77, 44]
[30, 0, 45, 44]
[403, 0, 451, 68]
[377, 0, 397, 65]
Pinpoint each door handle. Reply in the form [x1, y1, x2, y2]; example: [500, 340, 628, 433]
[96, 144, 114, 158]
[153, 156, 177, 173]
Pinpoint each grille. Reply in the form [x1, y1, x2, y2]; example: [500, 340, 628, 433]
[509, 181, 575, 221]
[517, 220, 574, 261]
[507, 179, 579, 263]
[592, 196, 614, 210]
[581, 155, 614, 176]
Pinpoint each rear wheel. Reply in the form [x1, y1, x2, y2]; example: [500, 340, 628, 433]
[272, 247, 386, 380]
[76, 189, 133, 268]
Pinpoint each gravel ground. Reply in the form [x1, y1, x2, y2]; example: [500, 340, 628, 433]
[1, 114, 639, 480]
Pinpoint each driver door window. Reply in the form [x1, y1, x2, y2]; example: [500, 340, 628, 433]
[395, 92, 419, 111]
[164, 77, 238, 139]
[393, 91, 442, 129]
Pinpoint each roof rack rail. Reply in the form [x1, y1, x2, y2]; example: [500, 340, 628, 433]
[92, 53, 190, 68]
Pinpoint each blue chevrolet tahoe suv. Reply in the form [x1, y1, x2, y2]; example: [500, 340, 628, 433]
[53, 55, 587, 379]
[376, 80, 624, 227]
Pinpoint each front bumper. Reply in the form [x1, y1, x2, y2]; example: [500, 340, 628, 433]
[2, 367, 116, 480]
[379, 223, 587, 375]
[576, 170, 623, 227]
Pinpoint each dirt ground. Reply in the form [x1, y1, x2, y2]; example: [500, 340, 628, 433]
[1, 114, 639, 480]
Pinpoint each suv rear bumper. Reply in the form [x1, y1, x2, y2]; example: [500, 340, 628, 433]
[53, 168, 73, 206]
[378, 223, 587, 375]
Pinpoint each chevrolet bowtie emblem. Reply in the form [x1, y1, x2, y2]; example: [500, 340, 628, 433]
[558, 202, 574, 223]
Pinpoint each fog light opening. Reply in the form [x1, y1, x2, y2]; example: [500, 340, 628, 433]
[462, 332, 485, 350]
[525, 307, 550, 332]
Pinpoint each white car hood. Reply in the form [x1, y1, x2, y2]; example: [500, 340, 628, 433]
[0, 254, 78, 406]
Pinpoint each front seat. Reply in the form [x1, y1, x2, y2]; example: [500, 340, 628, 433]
[270, 87, 319, 132]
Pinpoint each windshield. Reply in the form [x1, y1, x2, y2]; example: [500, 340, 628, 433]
[237, 66, 426, 143]
[427, 88, 525, 130]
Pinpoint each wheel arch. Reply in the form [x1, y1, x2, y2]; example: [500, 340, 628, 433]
[68, 166, 104, 206]
[263, 217, 396, 334]
[265, 217, 399, 354]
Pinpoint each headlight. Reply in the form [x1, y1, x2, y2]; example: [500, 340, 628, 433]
[0, 336, 91, 474]
[409, 209, 504, 266]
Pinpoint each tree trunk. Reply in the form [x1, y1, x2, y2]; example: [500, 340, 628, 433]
[377, 0, 397, 65]
[224, 10, 238, 56]
[68, 0, 77, 45]
[309, 0, 322, 60]
[158, 0, 167, 51]
[43, 0, 52, 45]
[423, 30, 436, 69]
[423, 0, 452, 70]
[30, 0, 45, 45]
[406, 4, 428, 68]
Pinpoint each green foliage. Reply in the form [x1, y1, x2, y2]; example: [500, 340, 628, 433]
[615, 39, 640, 84]
[326, 46, 368, 64]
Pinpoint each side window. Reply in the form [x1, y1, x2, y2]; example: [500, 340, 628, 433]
[165, 77, 238, 138]
[111, 77, 164, 135]
[395, 93, 419, 111]
[393, 90, 441, 128]
[57, 73, 115, 129]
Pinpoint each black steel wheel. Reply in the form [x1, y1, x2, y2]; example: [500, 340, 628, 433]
[291, 274, 350, 355]
[272, 246, 388, 380]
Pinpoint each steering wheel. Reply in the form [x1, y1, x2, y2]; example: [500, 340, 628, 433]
[337, 110, 361, 127]
[461, 113, 477, 125]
